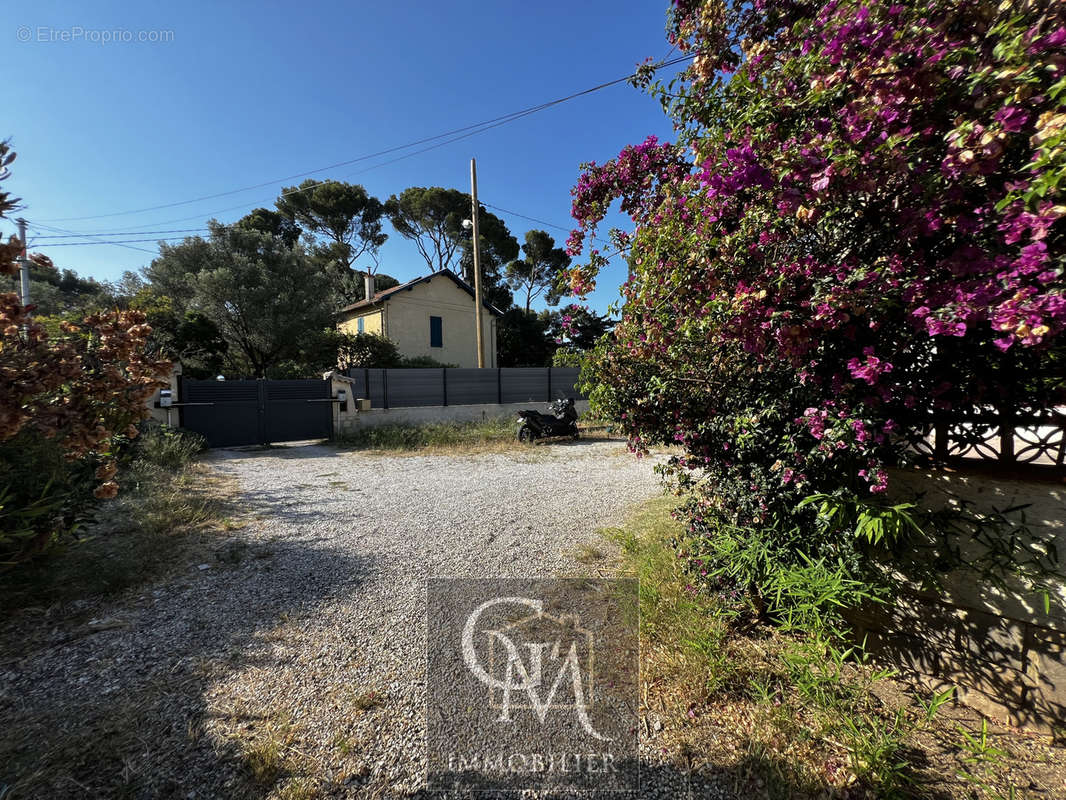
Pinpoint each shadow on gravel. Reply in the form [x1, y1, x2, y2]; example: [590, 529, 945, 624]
[403, 754, 946, 800]
[207, 441, 341, 461]
[0, 536, 377, 799]
[402, 759, 903, 800]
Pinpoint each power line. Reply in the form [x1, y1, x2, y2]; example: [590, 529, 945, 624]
[31, 227, 207, 240]
[36, 53, 696, 225]
[28, 223, 161, 255]
[480, 202, 571, 233]
[27, 236, 198, 247]
[30, 196, 573, 253]
[27, 197, 576, 254]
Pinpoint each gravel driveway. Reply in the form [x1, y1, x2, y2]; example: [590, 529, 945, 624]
[3, 440, 722, 799]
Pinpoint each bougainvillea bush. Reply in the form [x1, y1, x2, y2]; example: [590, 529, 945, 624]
[0, 141, 170, 567]
[568, 0, 1065, 605]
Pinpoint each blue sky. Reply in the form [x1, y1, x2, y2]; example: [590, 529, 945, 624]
[5, 0, 684, 315]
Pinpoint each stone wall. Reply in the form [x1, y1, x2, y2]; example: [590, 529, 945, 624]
[847, 468, 1065, 732]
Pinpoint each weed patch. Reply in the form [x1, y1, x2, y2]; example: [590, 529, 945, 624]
[0, 427, 238, 611]
[597, 497, 1066, 799]
[335, 418, 516, 452]
[335, 418, 614, 454]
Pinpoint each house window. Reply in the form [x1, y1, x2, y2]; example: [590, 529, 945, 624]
[357, 317, 365, 333]
[430, 315, 443, 348]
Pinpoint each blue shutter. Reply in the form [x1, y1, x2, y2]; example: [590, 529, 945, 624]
[430, 315, 443, 348]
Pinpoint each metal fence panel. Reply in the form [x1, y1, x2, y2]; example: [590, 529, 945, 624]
[264, 380, 332, 443]
[344, 366, 587, 408]
[550, 367, 585, 399]
[384, 368, 446, 407]
[347, 370, 367, 400]
[447, 368, 500, 405]
[345, 369, 386, 407]
[366, 369, 387, 408]
[181, 379, 261, 447]
[501, 368, 549, 404]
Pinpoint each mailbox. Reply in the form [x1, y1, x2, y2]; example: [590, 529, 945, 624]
[159, 389, 173, 408]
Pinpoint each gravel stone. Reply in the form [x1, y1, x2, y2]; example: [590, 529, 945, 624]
[2, 441, 732, 798]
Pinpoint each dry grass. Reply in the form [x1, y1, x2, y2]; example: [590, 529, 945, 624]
[202, 620, 388, 799]
[0, 448, 253, 799]
[572, 541, 608, 564]
[334, 418, 620, 456]
[596, 497, 1066, 799]
[350, 689, 384, 712]
[0, 461, 241, 613]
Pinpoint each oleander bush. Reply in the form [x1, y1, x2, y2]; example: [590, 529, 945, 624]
[0, 141, 170, 568]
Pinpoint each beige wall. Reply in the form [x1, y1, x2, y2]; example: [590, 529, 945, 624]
[338, 309, 383, 336]
[848, 468, 1066, 732]
[380, 277, 497, 368]
[146, 361, 181, 425]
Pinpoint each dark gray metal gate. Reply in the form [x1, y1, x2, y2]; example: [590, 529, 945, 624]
[344, 367, 585, 409]
[179, 378, 333, 447]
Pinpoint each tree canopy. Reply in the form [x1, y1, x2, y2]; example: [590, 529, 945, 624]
[385, 186, 520, 310]
[505, 229, 570, 311]
[385, 186, 470, 273]
[236, 207, 301, 247]
[148, 220, 333, 377]
[276, 179, 388, 303]
[386, 186, 518, 277]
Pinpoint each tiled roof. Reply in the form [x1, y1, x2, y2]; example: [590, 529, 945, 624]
[336, 268, 503, 316]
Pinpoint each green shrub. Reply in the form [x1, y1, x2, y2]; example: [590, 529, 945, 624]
[336, 332, 401, 369]
[568, 0, 1066, 631]
[397, 355, 459, 368]
[1, 424, 224, 606]
[0, 430, 97, 567]
[604, 498, 961, 797]
[0, 424, 206, 573]
[128, 424, 206, 472]
[551, 346, 584, 368]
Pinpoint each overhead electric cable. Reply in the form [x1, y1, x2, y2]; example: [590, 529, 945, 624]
[27, 236, 199, 246]
[36, 53, 696, 224]
[28, 223, 162, 254]
[31, 227, 207, 240]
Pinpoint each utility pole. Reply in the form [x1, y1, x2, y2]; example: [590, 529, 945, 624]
[469, 158, 485, 368]
[16, 217, 30, 311]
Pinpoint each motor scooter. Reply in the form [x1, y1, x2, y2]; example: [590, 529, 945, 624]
[516, 397, 579, 442]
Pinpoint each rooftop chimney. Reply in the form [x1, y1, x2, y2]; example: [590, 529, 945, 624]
[364, 273, 375, 302]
